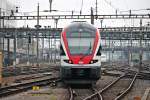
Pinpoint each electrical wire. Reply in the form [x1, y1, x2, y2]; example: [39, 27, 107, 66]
[103, 0, 118, 10]
[103, 0, 121, 14]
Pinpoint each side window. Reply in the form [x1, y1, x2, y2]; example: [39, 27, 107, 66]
[97, 45, 102, 56]
[60, 44, 65, 56]
[99, 45, 102, 50]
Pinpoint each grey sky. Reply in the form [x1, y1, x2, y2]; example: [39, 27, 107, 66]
[15, 0, 150, 28]
[18, 0, 150, 14]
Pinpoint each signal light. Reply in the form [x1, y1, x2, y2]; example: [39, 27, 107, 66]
[28, 36, 31, 43]
[16, 7, 19, 13]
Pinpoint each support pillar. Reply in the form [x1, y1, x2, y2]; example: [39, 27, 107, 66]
[0, 51, 3, 86]
[0, 8, 2, 51]
[0, 8, 1, 28]
[13, 32, 16, 67]
[139, 19, 143, 72]
[7, 38, 10, 66]
[27, 33, 30, 66]
[27, 42, 30, 66]
[2, 14, 4, 28]
[50, 33, 53, 62]
[128, 51, 132, 66]
[49, 33, 51, 64]
[42, 34, 44, 61]
[34, 3, 41, 67]
[0, 38, 2, 51]
[54, 18, 58, 64]
[48, 26, 51, 64]
[91, 7, 94, 25]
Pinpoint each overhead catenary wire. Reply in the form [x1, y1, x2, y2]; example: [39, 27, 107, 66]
[103, 0, 121, 14]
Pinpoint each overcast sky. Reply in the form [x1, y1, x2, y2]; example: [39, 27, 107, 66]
[14, 0, 150, 28]
[17, 0, 150, 14]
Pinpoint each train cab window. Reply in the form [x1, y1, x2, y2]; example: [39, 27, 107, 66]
[66, 24, 96, 55]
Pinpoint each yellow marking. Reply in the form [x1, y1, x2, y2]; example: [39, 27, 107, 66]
[31, 94, 41, 96]
[32, 86, 40, 91]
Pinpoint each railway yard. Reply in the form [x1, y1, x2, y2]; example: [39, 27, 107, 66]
[0, 0, 150, 100]
[0, 62, 149, 100]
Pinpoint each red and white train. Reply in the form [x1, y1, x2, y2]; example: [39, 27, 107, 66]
[60, 21, 101, 84]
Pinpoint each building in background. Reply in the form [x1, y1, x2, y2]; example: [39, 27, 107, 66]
[0, 0, 17, 51]
[0, 0, 19, 66]
[0, 0, 17, 28]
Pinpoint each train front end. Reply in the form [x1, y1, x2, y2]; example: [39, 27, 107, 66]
[60, 22, 101, 84]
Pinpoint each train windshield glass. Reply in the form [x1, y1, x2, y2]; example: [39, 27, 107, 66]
[66, 25, 96, 55]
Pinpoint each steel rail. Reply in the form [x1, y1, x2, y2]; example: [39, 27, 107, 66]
[114, 72, 138, 100]
[0, 77, 60, 97]
[84, 72, 138, 100]
[68, 85, 98, 100]
[91, 86, 102, 100]
[83, 74, 125, 100]
[68, 87, 74, 100]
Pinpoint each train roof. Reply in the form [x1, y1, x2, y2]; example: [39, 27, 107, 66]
[66, 22, 97, 32]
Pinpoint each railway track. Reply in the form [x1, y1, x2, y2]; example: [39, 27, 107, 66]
[84, 72, 138, 100]
[0, 77, 60, 98]
[68, 85, 96, 100]
[103, 67, 150, 80]
[69, 87, 74, 100]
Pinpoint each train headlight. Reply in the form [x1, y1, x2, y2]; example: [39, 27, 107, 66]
[64, 60, 73, 64]
[69, 60, 72, 64]
[90, 60, 93, 64]
[89, 60, 98, 64]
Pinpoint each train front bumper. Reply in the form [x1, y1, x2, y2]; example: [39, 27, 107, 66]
[60, 66, 101, 80]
